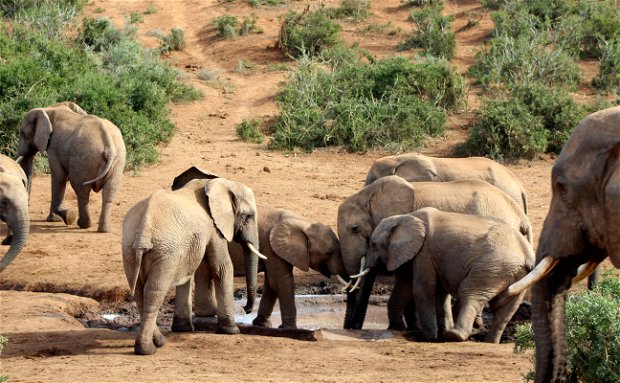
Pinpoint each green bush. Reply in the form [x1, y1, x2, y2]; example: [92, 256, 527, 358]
[240, 13, 259, 36]
[237, 118, 265, 143]
[0, 335, 7, 382]
[458, 99, 547, 160]
[246, 0, 285, 6]
[324, 0, 371, 21]
[269, 52, 465, 152]
[514, 271, 620, 383]
[278, 9, 342, 58]
[592, 39, 620, 94]
[400, 0, 443, 6]
[400, 5, 455, 59]
[213, 14, 239, 38]
[0, 0, 85, 18]
[159, 27, 186, 53]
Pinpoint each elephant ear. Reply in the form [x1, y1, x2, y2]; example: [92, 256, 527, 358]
[395, 154, 438, 181]
[269, 217, 310, 271]
[604, 140, 620, 267]
[385, 215, 426, 272]
[24, 109, 52, 153]
[61, 101, 88, 115]
[204, 179, 235, 242]
[367, 176, 416, 226]
[173, 166, 221, 190]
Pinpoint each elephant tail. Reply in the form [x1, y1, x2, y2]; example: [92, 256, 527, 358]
[83, 126, 118, 187]
[128, 247, 145, 302]
[521, 191, 528, 216]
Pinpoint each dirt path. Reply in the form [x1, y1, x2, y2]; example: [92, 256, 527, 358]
[0, 1, 609, 381]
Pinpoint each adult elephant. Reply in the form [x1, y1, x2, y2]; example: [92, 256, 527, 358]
[365, 153, 528, 214]
[180, 204, 347, 330]
[351, 208, 534, 342]
[339, 175, 533, 330]
[18, 102, 126, 232]
[507, 106, 620, 382]
[0, 154, 30, 272]
[122, 175, 266, 355]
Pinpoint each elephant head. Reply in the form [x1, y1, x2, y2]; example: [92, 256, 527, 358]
[338, 176, 416, 328]
[174, 168, 262, 314]
[507, 106, 620, 382]
[0, 172, 30, 272]
[347, 213, 426, 329]
[270, 214, 345, 278]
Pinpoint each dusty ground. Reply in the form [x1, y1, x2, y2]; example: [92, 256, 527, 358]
[0, 1, 613, 382]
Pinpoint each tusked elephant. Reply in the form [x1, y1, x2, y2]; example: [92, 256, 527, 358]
[364, 153, 528, 214]
[122, 174, 266, 355]
[0, 154, 30, 272]
[339, 175, 532, 330]
[18, 102, 126, 232]
[182, 204, 347, 330]
[507, 106, 620, 382]
[350, 207, 534, 343]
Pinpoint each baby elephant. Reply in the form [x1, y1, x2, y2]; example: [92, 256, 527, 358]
[185, 205, 347, 330]
[0, 154, 30, 272]
[352, 207, 534, 343]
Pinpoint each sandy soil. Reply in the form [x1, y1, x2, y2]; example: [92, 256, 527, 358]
[0, 1, 612, 382]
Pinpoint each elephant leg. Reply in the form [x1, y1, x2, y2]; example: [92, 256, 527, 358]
[134, 286, 165, 349]
[71, 183, 93, 229]
[193, 260, 217, 317]
[412, 278, 439, 341]
[272, 264, 297, 330]
[443, 295, 487, 342]
[97, 172, 121, 233]
[48, 167, 76, 225]
[388, 267, 413, 331]
[435, 288, 453, 334]
[484, 291, 525, 344]
[207, 242, 239, 335]
[171, 277, 194, 332]
[134, 271, 171, 355]
[253, 274, 276, 328]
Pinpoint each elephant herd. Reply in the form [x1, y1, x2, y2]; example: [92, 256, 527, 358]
[0, 103, 618, 383]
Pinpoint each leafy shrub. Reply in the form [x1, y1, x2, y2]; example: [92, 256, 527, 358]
[77, 16, 123, 51]
[458, 99, 547, 160]
[514, 271, 620, 383]
[278, 9, 342, 58]
[159, 27, 186, 53]
[0, 335, 7, 382]
[400, 0, 443, 6]
[128, 11, 143, 24]
[325, 0, 371, 21]
[568, 0, 620, 59]
[0, 0, 85, 18]
[400, 6, 455, 59]
[246, 0, 285, 6]
[237, 118, 265, 143]
[592, 39, 620, 94]
[213, 14, 239, 38]
[269, 52, 465, 152]
[240, 13, 259, 35]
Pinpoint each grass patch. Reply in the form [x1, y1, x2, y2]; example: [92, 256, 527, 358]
[159, 27, 186, 53]
[400, 5, 455, 60]
[213, 13, 260, 38]
[237, 118, 265, 143]
[592, 39, 620, 94]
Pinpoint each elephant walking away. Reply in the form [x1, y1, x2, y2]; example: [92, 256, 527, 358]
[122, 175, 266, 355]
[351, 208, 534, 343]
[18, 102, 126, 232]
[0, 154, 30, 272]
[365, 153, 528, 214]
[507, 106, 620, 382]
[182, 205, 347, 330]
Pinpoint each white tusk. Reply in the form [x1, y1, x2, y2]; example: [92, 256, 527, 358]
[247, 243, 267, 260]
[360, 256, 366, 271]
[336, 275, 349, 287]
[349, 276, 362, 292]
[572, 261, 599, 285]
[350, 268, 371, 279]
[507, 257, 560, 296]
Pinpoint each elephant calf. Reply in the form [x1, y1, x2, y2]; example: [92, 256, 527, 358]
[351, 207, 534, 343]
[184, 205, 347, 330]
[0, 154, 30, 272]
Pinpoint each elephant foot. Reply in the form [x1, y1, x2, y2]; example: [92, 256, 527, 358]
[2, 235, 12, 246]
[134, 340, 157, 355]
[171, 316, 194, 332]
[216, 324, 240, 335]
[443, 328, 468, 342]
[153, 333, 166, 348]
[47, 212, 64, 222]
[387, 321, 407, 331]
[97, 222, 111, 233]
[77, 215, 92, 229]
[473, 314, 484, 329]
[278, 323, 297, 330]
[252, 318, 272, 328]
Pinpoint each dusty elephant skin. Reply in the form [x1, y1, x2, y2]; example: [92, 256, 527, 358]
[353, 208, 534, 343]
[338, 175, 533, 330]
[121, 175, 263, 355]
[365, 153, 528, 214]
[508, 106, 620, 382]
[0, 154, 30, 272]
[17, 102, 126, 233]
[183, 204, 347, 330]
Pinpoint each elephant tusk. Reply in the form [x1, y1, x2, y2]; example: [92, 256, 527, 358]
[336, 275, 351, 289]
[247, 243, 267, 260]
[572, 261, 600, 285]
[350, 268, 371, 279]
[349, 276, 362, 292]
[507, 256, 560, 296]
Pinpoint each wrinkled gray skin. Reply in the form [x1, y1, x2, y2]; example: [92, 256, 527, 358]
[18, 102, 126, 232]
[185, 205, 346, 330]
[355, 208, 533, 343]
[0, 154, 30, 272]
[122, 176, 261, 355]
[339, 175, 532, 330]
[365, 153, 528, 214]
[529, 106, 620, 382]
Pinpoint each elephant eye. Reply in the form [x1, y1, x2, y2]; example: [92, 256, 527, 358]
[350, 225, 360, 234]
[556, 181, 567, 196]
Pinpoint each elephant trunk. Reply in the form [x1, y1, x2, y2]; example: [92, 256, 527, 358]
[242, 241, 259, 314]
[0, 205, 30, 272]
[343, 267, 379, 329]
[18, 154, 34, 197]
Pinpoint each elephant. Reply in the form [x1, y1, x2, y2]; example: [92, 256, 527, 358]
[506, 106, 620, 382]
[364, 153, 528, 214]
[17, 102, 126, 232]
[182, 204, 347, 330]
[349, 207, 534, 343]
[338, 175, 533, 330]
[0, 154, 30, 272]
[122, 175, 266, 355]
